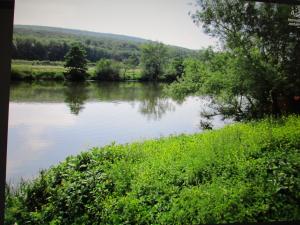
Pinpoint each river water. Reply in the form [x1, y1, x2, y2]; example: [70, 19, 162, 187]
[7, 81, 232, 184]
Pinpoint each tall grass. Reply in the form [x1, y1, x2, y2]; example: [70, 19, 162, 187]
[10, 60, 166, 82]
[10, 60, 141, 81]
[5, 116, 300, 224]
[11, 63, 66, 81]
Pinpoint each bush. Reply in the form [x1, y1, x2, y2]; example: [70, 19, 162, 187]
[94, 59, 120, 81]
[163, 56, 184, 82]
[63, 69, 87, 81]
[5, 116, 300, 224]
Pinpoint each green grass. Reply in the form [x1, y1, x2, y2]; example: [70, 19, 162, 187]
[11, 63, 66, 81]
[119, 68, 143, 80]
[5, 116, 300, 224]
[11, 60, 141, 81]
[12, 59, 65, 66]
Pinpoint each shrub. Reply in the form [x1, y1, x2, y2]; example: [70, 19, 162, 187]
[5, 116, 300, 224]
[94, 59, 120, 81]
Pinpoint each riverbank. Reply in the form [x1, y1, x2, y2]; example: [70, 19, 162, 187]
[5, 115, 300, 224]
[11, 60, 143, 81]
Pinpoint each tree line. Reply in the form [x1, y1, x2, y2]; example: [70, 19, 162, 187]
[12, 26, 194, 63]
[12, 37, 140, 63]
[64, 42, 186, 82]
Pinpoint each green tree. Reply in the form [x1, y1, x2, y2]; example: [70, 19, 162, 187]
[94, 59, 120, 81]
[122, 54, 139, 80]
[140, 42, 168, 81]
[64, 43, 88, 81]
[168, 0, 300, 118]
[127, 53, 140, 67]
[164, 56, 185, 81]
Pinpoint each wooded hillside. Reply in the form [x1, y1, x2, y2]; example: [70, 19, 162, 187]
[12, 25, 195, 62]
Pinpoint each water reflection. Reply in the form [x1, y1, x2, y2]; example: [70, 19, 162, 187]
[64, 83, 89, 115]
[139, 98, 175, 120]
[10, 81, 176, 119]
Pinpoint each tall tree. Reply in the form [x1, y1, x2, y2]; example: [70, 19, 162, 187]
[169, 0, 300, 118]
[140, 42, 168, 81]
[64, 43, 88, 81]
[194, 0, 300, 115]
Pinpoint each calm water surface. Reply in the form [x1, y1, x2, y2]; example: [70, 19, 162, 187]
[7, 81, 232, 183]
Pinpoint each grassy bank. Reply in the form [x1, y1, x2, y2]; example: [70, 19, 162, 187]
[11, 60, 95, 81]
[5, 116, 300, 224]
[11, 60, 143, 81]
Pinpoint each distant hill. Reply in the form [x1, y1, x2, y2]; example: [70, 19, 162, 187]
[14, 25, 149, 44]
[12, 25, 195, 62]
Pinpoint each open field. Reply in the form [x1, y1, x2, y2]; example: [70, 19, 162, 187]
[11, 60, 143, 81]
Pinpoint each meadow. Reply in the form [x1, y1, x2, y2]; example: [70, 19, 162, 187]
[5, 115, 300, 224]
[11, 60, 142, 81]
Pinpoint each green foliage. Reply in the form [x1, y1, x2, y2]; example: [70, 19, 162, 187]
[165, 57, 206, 99]
[167, 44, 300, 119]
[64, 43, 88, 81]
[140, 42, 168, 81]
[5, 116, 300, 224]
[11, 25, 197, 82]
[10, 61, 96, 81]
[11, 64, 65, 81]
[126, 54, 140, 67]
[94, 59, 121, 81]
[163, 56, 185, 81]
[168, 0, 300, 118]
[165, 48, 230, 99]
[13, 25, 194, 63]
[121, 68, 142, 80]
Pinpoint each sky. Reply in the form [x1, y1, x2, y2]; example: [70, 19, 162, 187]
[14, 0, 218, 50]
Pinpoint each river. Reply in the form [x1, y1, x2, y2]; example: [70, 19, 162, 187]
[7, 81, 232, 184]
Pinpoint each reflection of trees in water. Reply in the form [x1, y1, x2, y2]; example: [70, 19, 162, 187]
[93, 82, 165, 102]
[93, 82, 176, 119]
[63, 82, 89, 115]
[136, 82, 175, 120]
[139, 98, 175, 120]
[11, 81, 181, 118]
[63, 82, 177, 118]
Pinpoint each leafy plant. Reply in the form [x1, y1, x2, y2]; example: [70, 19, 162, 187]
[94, 59, 120, 81]
[5, 116, 300, 224]
[140, 42, 168, 81]
[64, 43, 88, 81]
